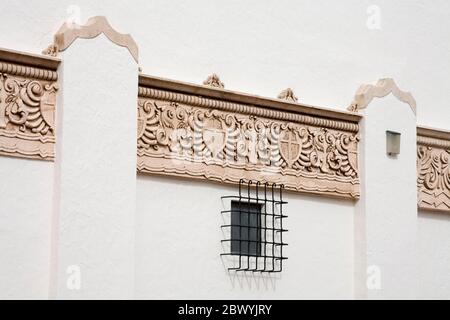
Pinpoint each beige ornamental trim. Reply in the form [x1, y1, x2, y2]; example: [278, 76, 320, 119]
[0, 47, 59, 80]
[417, 126, 450, 213]
[348, 78, 417, 115]
[52, 16, 139, 63]
[0, 48, 58, 161]
[137, 74, 361, 199]
[203, 73, 225, 89]
[139, 74, 361, 131]
[278, 88, 298, 102]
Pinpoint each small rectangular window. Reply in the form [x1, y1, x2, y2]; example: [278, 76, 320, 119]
[230, 201, 262, 256]
[221, 180, 288, 273]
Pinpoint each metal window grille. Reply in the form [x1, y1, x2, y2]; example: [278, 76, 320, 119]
[221, 179, 288, 272]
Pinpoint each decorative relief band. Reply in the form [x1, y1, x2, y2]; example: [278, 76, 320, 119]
[138, 87, 359, 133]
[0, 50, 58, 161]
[137, 81, 360, 199]
[417, 127, 450, 212]
[0, 61, 58, 81]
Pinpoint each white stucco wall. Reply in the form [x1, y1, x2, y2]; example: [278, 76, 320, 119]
[1, 0, 450, 299]
[136, 175, 354, 299]
[0, 157, 54, 299]
[1, 0, 450, 128]
[418, 211, 450, 299]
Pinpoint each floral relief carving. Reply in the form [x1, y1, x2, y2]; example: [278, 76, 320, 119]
[0, 69, 57, 160]
[417, 143, 450, 212]
[137, 95, 360, 198]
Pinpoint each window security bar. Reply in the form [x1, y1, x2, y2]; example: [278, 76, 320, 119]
[220, 179, 288, 273]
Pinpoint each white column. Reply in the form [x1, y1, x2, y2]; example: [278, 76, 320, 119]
[353, 79, 418, 299]
[51, 22, 138, 298]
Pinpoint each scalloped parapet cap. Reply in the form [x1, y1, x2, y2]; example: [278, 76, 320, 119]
[348, 78, 416, 115]
[53, 16, 138, 63]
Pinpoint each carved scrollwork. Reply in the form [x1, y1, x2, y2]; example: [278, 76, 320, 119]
[137, 94, 360, 198]
[2, 76, 56, 134]
[417, 143, 450, 212]
[0, 67, 57, 160]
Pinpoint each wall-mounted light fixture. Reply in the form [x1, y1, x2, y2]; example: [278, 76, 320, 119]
[386, 131, 401, 156]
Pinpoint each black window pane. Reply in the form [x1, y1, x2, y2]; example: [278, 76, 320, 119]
[230, 201, 261, 256]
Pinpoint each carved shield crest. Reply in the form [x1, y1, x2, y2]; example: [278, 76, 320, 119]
[40, 85, 57, 129]
[279, 130, 302, 167]
[203, 118, 227, 157]
[137, 108, 146, 139]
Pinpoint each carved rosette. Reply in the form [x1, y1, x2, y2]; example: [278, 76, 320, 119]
[417, 130, 450, 212]
[137, 89, 360, 198]
[0, 59, 57, 160]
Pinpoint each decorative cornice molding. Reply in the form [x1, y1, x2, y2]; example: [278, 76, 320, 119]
[0, 47, 61, 70]
[278, 88, 298, 102]
[138, 87, 359, 133]
[417, 135, 450, 149]
[0, 49, 57, 161]
[203, 73, 225, 88]
[52, 16, 138, 63]
[0, 61, 58, 81]
[417, 125, 450, 142]
[139, 74, 361, 124]
[348, 78, 416, 115]
[417, 126, 450, 213]
[137, 81, 360, 199]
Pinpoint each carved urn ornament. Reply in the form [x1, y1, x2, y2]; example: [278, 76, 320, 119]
[203, 73, 225, 88]
[42, 44, 59, 57]
[277, 88, 298, 102]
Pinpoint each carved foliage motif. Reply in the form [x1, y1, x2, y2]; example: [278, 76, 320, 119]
[417, 145, 450, 211]
[0, 71, 57, 160]
[137, 97, 359, 198]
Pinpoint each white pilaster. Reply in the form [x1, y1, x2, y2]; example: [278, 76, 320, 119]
[51, 24, 138, 298]
[353, 79, 418, 299]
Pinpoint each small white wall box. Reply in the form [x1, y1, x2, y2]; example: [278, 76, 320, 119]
[386, 131, 401, 155]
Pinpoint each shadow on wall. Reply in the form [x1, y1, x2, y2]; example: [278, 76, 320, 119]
[418, 211, 450, 222]
[225, 268, 281, 291]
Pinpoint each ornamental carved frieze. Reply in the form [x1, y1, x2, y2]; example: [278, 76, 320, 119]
[417, 128, 450, 212]
[137, 86, 360, 198]
[0, 51, 58, 160]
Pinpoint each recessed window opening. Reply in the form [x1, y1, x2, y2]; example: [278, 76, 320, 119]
[231, 201, 262, 256]
[220, 179, 288, 273]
